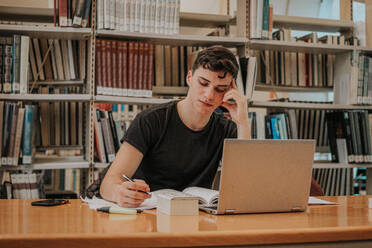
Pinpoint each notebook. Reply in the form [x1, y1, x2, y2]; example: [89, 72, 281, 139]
[200, 139, 315, 215]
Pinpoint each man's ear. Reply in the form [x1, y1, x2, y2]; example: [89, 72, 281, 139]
[186, 71, 192, 86]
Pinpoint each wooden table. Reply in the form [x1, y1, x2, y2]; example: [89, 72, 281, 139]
[1, 196, 372, 248]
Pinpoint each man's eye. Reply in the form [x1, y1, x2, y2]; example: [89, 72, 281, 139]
[215, 88, 227, 93]
[199, 81, 208, 87]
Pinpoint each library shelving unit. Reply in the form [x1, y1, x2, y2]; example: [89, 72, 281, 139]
[0, 8, 94, 193]
[90, 1, 248, 171]
[238, 0, 372, 194]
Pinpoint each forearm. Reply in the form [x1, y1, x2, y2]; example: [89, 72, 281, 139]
[99, 142, 144, 203]
[100, 170, 122, 203]
[237, 119, 251, 139]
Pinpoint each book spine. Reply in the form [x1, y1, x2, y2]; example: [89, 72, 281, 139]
[81, 0, 92, 27]
[20, 36, 30, 94]
[12, 35, 21, 94]
[72, 0, 86, 27]
[7, 104, 19, 165]
[59, 0, 68, 27]
[22, 105, 34, 165]
[4, 41, 13, 93]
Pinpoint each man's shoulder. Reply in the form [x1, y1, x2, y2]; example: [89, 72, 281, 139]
[137, 100, 177, 119]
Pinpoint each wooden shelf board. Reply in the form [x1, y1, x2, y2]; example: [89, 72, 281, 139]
[0, 24, 91, 39]
[96, 30, 247, 47]
[0, 94, 91, 101]
[94, 95, 176, 105]
[152, 86, 188, 95]
[94, 162, 110, 168]
[250, 101, 372, 110]
[313, 162, 372, 169]
[32, 80, 85, 86]
[255, 83, 333, 92]
[359, 46, 372, 55]
[179, 12, 234, 28]
[248, 40, 354, 54]
[0, 159, 89, 170]
[273, 15, 354, 33]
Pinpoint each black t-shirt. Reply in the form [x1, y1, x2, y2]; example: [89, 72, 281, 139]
[124, 100, 237, 191]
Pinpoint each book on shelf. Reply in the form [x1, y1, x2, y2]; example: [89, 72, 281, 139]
[96, 39, 153, 97]
[97, 0, 180, 34]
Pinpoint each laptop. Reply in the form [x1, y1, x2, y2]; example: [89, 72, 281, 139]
[200, 139, 315, 215]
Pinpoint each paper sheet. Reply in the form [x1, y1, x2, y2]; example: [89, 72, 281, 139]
[81, 196, 337, 211]
[308, 197, 337, 205]
[81, 195, 157, 211]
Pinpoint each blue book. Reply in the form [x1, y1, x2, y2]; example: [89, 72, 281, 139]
[22, 105, 34, 165]
[270, 117, 280, 139]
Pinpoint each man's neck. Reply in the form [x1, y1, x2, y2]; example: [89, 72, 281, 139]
[177, 99, 212, 131]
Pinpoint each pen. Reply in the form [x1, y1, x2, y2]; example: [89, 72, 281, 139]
[122, 174, 151, 195]
[97, 206, 142, 214]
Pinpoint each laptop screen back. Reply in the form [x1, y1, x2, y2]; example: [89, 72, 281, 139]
[217, 139, 315, 214]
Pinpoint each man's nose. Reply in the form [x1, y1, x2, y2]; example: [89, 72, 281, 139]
[204, 86, 215, 100]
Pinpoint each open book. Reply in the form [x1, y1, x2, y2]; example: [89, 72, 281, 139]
[152, 186, 219, 207]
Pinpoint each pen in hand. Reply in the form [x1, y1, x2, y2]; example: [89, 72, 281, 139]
[122, 174, 151, 195]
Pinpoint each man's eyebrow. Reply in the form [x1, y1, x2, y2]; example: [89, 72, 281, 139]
[199, 76, 211, 82]
[199, 77, 231, 87]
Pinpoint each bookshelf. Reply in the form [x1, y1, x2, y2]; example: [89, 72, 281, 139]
[2, 0, 372, 197]
[241, 0, 372, 195]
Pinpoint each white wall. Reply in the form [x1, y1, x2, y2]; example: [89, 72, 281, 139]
[180, 0, 221, 14]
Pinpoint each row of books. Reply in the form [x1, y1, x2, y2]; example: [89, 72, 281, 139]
[93, 103, 148, 163]
[0, 35, 87, 94]
[35, 88, 85, 148]
[249, 108, 330, 148]
[0, 103, 32, 166]
[249, 107, 372, 164]
[250, 0, 273, 40]
[43, 169, 82, 196]
[96, 39, 154, 97]
[313, 168, 354, 196]
[154, 45, 195, 89]
[0, 173, 40, 199]
[334, 52, 372, 105]
[57, 0, 92, 27]
[0, 169, 83, 199]
[0, 35, 30, 94]
[256, 32, 356, 87]
[97, 0, 180, 34]
[326, 111, 372, 164]
[0, 98, 86, 166]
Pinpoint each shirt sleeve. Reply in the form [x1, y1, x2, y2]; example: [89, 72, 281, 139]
[122, 112, 156, 155]
[225, 119, 238, 138]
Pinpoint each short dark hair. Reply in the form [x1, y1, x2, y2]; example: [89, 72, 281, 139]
[191, 46, 239, 79]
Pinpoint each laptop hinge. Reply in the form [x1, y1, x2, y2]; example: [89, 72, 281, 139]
[291, 206, 303, 212]
[224, 209, 236, 214]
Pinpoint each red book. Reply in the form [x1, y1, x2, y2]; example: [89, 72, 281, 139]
[143, 43, 149, 91]
[122, 41, 128, 91]
[111, 41, 117, 92]
[128, 42, 134, 91]
[138, 42, 144, 91]
[133, 42, 139, 92]
[101, 40, 107, 92]
[95, 39, 102, 94]
[147, 43, 154, 92]
[59, 0, 68, 27]
[106, 40, 112, 93]
[117, 41, 123, 93]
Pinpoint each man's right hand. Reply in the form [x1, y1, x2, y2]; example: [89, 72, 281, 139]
[116, 179, 151, 208]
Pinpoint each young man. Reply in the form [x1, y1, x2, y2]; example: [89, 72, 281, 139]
[100, 46, 251, 207]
